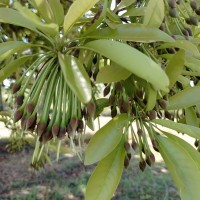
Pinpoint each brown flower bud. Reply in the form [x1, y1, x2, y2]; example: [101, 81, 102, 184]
[86, 102, 96, 118]
[190, 16, 198, 26]
[111, 107, 117, 118]
[190, 1, 198, 10]
[124, 157, 129, 169]
[139, 160, 146, 172]
[103, 85, 110, 97]
[124, 141, 131, 152]
[158, 99, 168, 109]
[131, 140, 138, 150]
[14, 109, 24, 122]
[57, 127, 66, 139]
[27, 103, 35, 114]
[52, 124, 60, 137]
[36, 122, 47, 136]
[148, 110, 157, 120]
[169, 8, 178, 18]
[12, 83, 21, 94]
[168, 0, 176, 8]
[15, 95, 24, 106]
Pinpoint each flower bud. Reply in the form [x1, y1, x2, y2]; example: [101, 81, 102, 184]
[12, 83, 21, 94]
[169, 8, 178, 18]
[15, 95, 24, 106]
[103, 85, 110, 97]
[14, 109, 24, 122]
[124, 141, 131, 152]
[52, 124, 60, 137]
[86, 102, 96, 118]
[190, 16, 198, 26]
[124, 157, 129, 169]
[168, 0, 176, 8]
[131, 140, 138, 150]
[190, 1, 198, 10]
[147, 110, 157, 120]
[111, 107, 117, 118]
[57, 127, 66, 139]
[27, 103, 35, 114]
[77, 119, 84, 133]
[158, 99, 168, 109]
[36, 122, 47, 136]
[139, 160, 146, 172]
[70, 117, 78, 131]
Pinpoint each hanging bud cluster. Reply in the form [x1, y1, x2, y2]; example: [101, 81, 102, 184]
[163, 0, 200, 39]
[12, 53, 87, 167]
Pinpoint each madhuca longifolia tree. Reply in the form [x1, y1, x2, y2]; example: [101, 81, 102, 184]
[1, 0, 200, 199]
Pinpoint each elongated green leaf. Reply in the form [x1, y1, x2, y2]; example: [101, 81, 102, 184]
[64, 0, 100, 34]
[163, 132, 200, 169]
[58, 53, 92, 104]
[83, 25, 174, 43]
[166, 50, 185, 89]
[158, 40, 200, 58]
[0, 8, 36, 31]
[85, 138, 125, 200]
[14, 2, 58, 37]
[153, 118, 200, 139]
[96, 63, 131, 83]
[0, 41, 31, 62]
[185, 107, 199, 127]
[84, 114, 129, 165]
[167, 86, 200, 110]
[146, 84, 157, 111]
[143, 0, 164, 28]
[31, 0, 54, 23]
[121, 7, 145, 17]
[116, 0, 136, 10]
[185, 55, 200, 73]
[84, 39, 169, 92]
[158, 135, 200, 200]
[0, 55, 31, 82]
[48, 0, 64, 26]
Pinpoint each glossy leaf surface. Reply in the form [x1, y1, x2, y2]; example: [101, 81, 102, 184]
[84, 39, 169, 92]
[64, 0, 100, 34]
[84, 114, 129, 165]
[158, 135, 200, 200]
[166, 50, 185, 89]
[0, 41, 31, 61]
[167, 86, 200, 110]
[84, 25, 174, 43]
[96, 63, 131, 83]
[85, 138, 125, 200]
[143, 0, 164, 28]
[153, 119, 200, 139]
[0, 56, 31, 82]
[58, 53, 92, 104]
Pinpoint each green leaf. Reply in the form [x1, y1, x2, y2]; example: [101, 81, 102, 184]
[185, 55, 200, 73]
[146, 84, 157, 111]
[95, 98, 110, 117]
[158, 135, 200, 200]
[0, 8, 36, 31]
[64, 0, 100, 34]
[165, 50, 185, 89]
[0, 55, 31, 82]
[13, 2, 58, 37]
[48, 0, 64, 26]
[158, 40, 200, 58]
[84, 39, 169, 92]
[153, 119, 200, 139]
[121, 7, 145, 17]
[85, 137, 125, 200]
[116, 0, 136, 10]
[143, 0, 164, 28]
[31, 0, 54, 23]
[167, 86, 200, 110]
[58, 53, 92, 104]
[83, 25, 174, 43]
[185, 107, 199, 127]
[0, 41, 31, 61]
[96, 63, 131, 83]
[84, 114, 129, 165]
